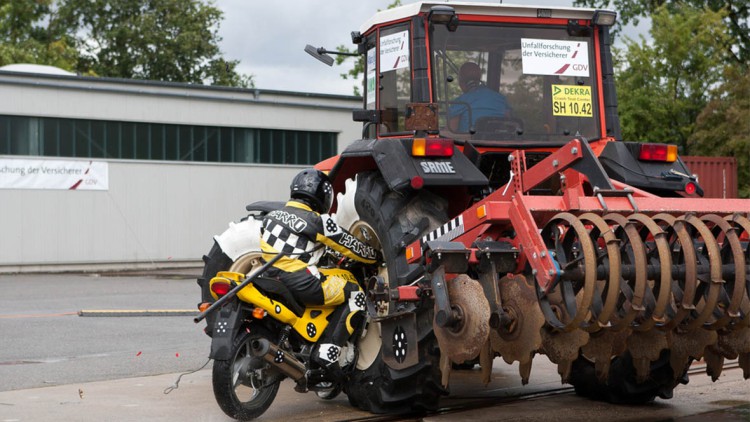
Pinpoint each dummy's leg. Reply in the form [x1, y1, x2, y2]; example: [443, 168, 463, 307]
[315, 277, 366, 367]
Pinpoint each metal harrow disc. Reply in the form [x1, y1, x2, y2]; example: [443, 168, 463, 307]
[652, 213, 699, 330]
[491, 274, 545, 385]
[541, 326, 589, 384]
[577, 213, 622, 331]
[724, 214, 750, 328]
[602, 213, 669, 382]
[601, 213, 648, 332]
[539, 212, 597, 332]
[701, 214, 746, 330]
[580, 328, 629, 382]
[681, 214, 723, 330]
[628, 213, 673, 330]
[434, 274, 491, 365]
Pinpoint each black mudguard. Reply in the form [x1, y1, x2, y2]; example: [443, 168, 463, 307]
[209, 300, 244, 361]
[333, 138, 488, 192]
[599, 142, 703, 196]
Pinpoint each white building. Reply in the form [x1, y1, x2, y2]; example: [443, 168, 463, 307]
[0, 67, 362, 273]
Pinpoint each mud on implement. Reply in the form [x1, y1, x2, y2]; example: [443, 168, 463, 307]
[404, 137, 750, 393]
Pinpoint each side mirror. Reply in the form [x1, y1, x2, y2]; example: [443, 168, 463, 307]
[304, 45, 334, 66]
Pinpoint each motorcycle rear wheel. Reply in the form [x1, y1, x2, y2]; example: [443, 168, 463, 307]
[212, 328, 281, 421]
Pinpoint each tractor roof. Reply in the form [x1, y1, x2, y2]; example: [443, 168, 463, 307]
[359, 1, 605, 34]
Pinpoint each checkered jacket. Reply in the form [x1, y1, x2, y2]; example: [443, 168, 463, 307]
[260, 200, 378, 274]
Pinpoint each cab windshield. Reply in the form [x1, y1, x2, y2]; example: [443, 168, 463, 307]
[431, 22, 601, 143]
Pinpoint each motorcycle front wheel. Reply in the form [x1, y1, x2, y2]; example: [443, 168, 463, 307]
[212, 328, 281, 421]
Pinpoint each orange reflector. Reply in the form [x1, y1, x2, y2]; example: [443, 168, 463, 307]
[412, 138, 454, 157]
[666, 145, 678, 162]
[477, 205, 487, 219]
[198, 302, 211, 312]
[252, 307, 266, 319]
[406, 247, 414, 261]
[412, 138, 426, 156]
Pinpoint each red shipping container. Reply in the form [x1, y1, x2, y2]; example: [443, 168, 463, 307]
[681, 156, 738, 198]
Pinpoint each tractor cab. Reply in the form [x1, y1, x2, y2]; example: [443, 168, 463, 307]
[354, 2, 617, 146]
[308, 2, 696, 198]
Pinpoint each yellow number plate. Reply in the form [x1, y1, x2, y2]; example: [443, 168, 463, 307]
[552, 84, 593, 117]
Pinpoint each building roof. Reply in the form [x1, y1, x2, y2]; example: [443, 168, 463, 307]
[0, 67, 360, 105]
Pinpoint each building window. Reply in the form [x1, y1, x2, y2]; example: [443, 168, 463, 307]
[0, 115, 338, 165]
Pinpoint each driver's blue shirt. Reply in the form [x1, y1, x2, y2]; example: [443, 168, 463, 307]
[448, 85, 509, 132]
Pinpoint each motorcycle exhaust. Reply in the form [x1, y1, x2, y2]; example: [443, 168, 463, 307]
[250, 338, 306, 382]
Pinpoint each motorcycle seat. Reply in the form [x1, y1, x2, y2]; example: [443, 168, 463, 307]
[253, 276, 305, 317]
[245, 201, 285, 214]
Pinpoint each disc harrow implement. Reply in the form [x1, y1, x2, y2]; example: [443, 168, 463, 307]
[406, 139, 750, 401]
[538, 211, 750, 383]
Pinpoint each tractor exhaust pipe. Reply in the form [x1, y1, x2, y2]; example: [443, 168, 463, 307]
[249, 338, 306, 382]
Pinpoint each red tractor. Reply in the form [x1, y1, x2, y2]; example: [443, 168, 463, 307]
[199, 1, 749, 415]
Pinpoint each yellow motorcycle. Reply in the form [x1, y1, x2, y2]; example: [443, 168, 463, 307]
[195, 252, 372, 420]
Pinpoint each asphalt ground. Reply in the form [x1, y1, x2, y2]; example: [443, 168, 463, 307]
[1, 359, 749, 422]
[1, 272, 749, 421]
[0, 272, 206, 392]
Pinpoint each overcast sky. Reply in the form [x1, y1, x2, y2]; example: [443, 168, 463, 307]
[213, 1, 646, 96]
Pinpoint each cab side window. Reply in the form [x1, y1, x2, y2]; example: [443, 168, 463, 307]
[378, 24, 411, 135]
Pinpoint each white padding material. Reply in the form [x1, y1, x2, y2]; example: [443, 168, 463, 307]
[213, 218, 262, 261]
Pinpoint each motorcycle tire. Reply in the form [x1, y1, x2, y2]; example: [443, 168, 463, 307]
[212, 326, 281, 421]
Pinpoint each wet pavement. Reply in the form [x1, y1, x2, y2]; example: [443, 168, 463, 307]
[1, 358, 748, 422]
[1, 272, 748, 421]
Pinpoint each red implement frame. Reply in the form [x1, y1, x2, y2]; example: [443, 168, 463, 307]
[406, 138, 750, 292]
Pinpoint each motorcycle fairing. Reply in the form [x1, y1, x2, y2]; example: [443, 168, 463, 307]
[211, 271, 336, 343]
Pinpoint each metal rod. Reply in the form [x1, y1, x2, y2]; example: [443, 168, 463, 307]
[563, 263, 748, 282]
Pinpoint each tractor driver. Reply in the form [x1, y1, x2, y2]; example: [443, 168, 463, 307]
[448, 61, 510, 132]
[259, 168, 378, 373]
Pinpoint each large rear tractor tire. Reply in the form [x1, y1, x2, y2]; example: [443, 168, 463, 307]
[198, 242, 262, 336]
[335, 172, 449, 414]
[569, 350, 687, 404]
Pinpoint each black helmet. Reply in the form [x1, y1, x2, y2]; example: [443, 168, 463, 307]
[289, 169, 333, 214]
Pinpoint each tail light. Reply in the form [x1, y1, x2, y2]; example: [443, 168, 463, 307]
[638, 143, 678, 162]
[211, 281, 232, 296]
[412, 138, 454, 157]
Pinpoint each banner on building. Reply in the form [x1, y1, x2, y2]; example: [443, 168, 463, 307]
[0, 158, 109, 190]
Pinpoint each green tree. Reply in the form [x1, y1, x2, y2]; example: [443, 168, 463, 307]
[573, 0, 750, 65]
[614, 5, 729, 153]
[0, 0, 77, 69]
[52, 0, 252, 87]
[689, 65, 750, 197]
